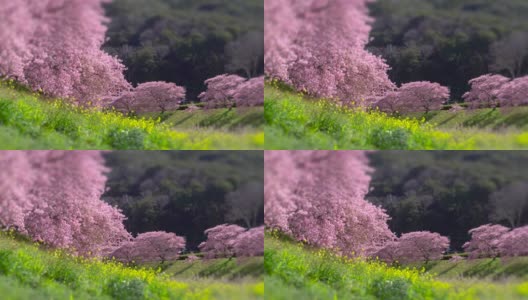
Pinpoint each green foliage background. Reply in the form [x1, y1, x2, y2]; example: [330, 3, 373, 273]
[102, 151, 264, 250]
[367, 151, 528, 249]
[368, 0, 528, 100]
[103, 0, 264, 100]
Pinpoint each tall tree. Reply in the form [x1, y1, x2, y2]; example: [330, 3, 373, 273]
[265, 0, 394, 104]
[265, 151, 394, 256]
[0, 0, 130, 105]
[0, 151, 130, 256]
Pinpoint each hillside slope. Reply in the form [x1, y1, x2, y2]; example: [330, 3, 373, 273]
[409, 108, 528, 131]
[0, 80, 263, 150]
[265, 84, 528, 150]
[160, 107, 264, 130]
[165, 257, 264, 281]
[0, 231, 264, 300]
[413, 257, 528, 281]
[264, 233, 528, 300]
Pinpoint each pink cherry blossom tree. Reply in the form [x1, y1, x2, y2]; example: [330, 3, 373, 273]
[0, 151, 130, 256]
[233, 226, 264, 257]
[462, 74, 511, 109]
[265, 151, 395, 256]
[264, 151, 300, 232]
[496, 76, 528, 107]
[109, 81, 186, 114]
[233, 76, 265, 107]
[0, 0, 131, 106]
[373, 81, 450, 113]
[199, 75, 264, 108]
[396, 82, 450, 113]
[372, 91, 402, 114]
[198, 224, 247, 259]
[264, 0, 300, 82]
[110, 231, 185, 264]
[0, 152, 36, 231]
[372, 240, 400, 264]
[463, 224, 510, 259]
[198, 74, 247, 109]
[373, 232, 449, 264]
[108, 240, 136, 263]
[0, 1, 34, 81]
[392, 231, 450, 263]
[265, 0, 395, 105]
[288, 44, 395, 105]
[498, 226, 528, 258]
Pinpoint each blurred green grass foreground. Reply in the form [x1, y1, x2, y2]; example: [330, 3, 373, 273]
[0, 80, 264, 150]
[265, 232, 528, 300]
[0, 231, 264, 300]
[264, 83, 528, 150]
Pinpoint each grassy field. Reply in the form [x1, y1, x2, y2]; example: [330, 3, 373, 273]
[265, 232, 528, 300]
[162, 107, 264, 130]
[0, 80, 264, 150]
[408, 107, 528, 131]
[0, 231, 264, 300]
[164, 256, 264, 281]
[265, 83, 528, 150]
[412, 257, 528, 281]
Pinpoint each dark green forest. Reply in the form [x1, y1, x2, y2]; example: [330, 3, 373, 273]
[103, 0, 264, 100]
[367, 0, 528, 101]
[367, 151, 528, 251]
[102, 151, 264, 251]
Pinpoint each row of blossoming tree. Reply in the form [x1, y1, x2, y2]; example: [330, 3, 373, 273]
[0, 0, 263, 114]
[264, 151, 528, 264]
[264, 0, 528, 114]
[0, 151, 264, 264]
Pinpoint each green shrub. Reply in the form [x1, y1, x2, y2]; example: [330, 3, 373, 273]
[370, 277, 409, 300]
[105, 277, 146, 300]
[107, 128, 146, 150]
[370, 127, 410, 150]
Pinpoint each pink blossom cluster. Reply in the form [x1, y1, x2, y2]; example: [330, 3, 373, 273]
[0, 151, 130, 256]
[373, 81, 450, 113]
[498, 226, 528, 257]
[233, 77, 265, 108]
[462, 224, 509, 259]
[0, 0, 130, 105]
[496, 76, 528, 107]
[233, 226, 265, 257]
[198, 75, 264, 108]
[198, 224, 264, 258]
[109, 231, 185, 264]
[373, 231, 450, 264]
[108, 81, 186, 114]
[463, 224, 528, 258]
[265, 0, 395, 105]
[264, 151, 394, 256]
[463, 74, 528, 108]
[198, 224, 246, 258]
[463, 74, 511, 108]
